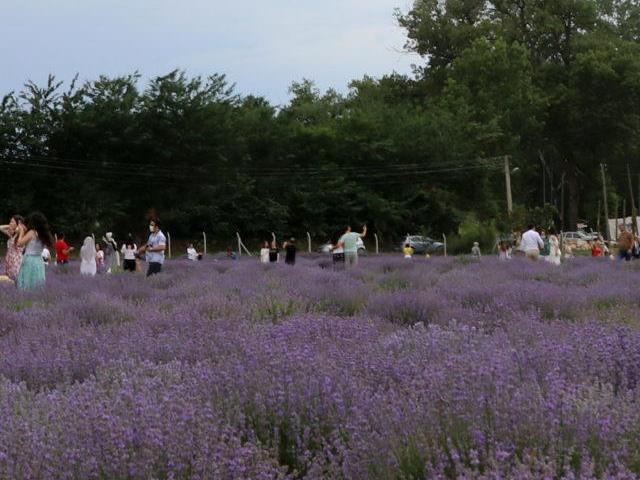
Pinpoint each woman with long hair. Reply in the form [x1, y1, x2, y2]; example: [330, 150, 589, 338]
[0, 214, 25, 282]
[547, 228, 561, 265]
[15, 212, 54, 290]
[80, 236, 97, 276]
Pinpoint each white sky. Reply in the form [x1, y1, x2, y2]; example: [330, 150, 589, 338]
[0, 0, 419, 105]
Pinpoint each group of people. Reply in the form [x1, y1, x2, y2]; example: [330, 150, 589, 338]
[493, 223, 640, 263]
[259, 238, 297, 265]
[515, 225, 562, 264]
[0, 213, 55, 290]
[607, 224, 640, 261]
[1, 213, 167, 290]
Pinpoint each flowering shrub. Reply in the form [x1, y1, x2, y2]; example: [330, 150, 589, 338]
[0, 256, 639, 478]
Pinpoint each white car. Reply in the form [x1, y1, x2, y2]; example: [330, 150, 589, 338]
[561, 231, 591, 249]
[319, 237, 366, 255]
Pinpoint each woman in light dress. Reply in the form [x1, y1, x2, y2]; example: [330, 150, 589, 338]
[0, 214, 24, 282]
[95, 243, 105, 273]
[546, 229, 561, 265]
[260, 241, 270, 263]
[80, 236, 97, 276]
[15, 212, 54, 291]
[102, 232, 119, 273]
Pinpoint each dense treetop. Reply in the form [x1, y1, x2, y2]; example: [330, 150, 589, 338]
[1, 0, 639, 245]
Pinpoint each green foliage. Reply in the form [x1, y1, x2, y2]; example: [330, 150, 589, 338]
[448, 214, 498, 254]
[3, 0, 640, 240]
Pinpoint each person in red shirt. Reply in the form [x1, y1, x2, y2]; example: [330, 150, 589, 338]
[590, 241, 602, 258]
[54, 233, 74, 264]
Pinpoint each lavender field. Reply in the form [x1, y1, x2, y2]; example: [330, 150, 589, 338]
[1, 256, 640, 479]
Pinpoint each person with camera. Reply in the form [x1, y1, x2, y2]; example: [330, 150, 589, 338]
[138, 218, 166, 276]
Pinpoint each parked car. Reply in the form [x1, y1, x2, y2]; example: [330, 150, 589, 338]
[401, 235, 444, 254]
[561, 231, 591, 249]
[319, 237, 366, 255]
[577, 229, 599, 241]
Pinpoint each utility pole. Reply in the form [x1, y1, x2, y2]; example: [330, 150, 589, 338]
[541, 155, 546, 206]
[560, 172, 566, 232]
[627, 164, 637, 234]
[601, 164, 610, 241]
[504, 155, 513, 215]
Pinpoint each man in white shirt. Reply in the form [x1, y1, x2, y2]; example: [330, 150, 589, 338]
[521, 224, 544, 261]
[186, 243, 198, 261]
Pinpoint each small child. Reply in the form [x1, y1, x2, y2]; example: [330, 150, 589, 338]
[471, 242, 481, 258]
[402, 243, 414, 259]
[42, 246, 51, 266]
[498, 241, 509, 260]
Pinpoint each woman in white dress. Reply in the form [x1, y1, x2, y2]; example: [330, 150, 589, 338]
[80, 236, 97, 276]
[260, 241, 270, 263]
[547, 229, 561, 265]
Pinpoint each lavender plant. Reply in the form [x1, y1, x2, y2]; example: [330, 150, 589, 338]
[0, 256, 639, 478]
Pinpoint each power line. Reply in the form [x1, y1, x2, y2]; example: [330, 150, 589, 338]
[0, 158, 503, 188]
[0, 153, 504, 181]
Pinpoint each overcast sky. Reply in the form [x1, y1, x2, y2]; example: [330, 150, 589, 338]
[1, 0, 419, 105]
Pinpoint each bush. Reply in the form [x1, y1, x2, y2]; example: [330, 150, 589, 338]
[447, 214, 498, 255]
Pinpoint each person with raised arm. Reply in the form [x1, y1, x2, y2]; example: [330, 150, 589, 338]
[0, 215, 24, 282]
[333, 224, 367, 268]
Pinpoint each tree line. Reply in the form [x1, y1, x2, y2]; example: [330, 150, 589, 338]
[1, 0, 639, 248]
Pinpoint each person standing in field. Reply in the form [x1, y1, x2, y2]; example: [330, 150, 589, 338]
[521, 224, 544, 261]
[260, 241, 270, 263]
[546, 229, 561, 265]
[403, 243, 414, 259]
[121, 237, 137, 272]
[471, 242, 481, 258]
[95, 243, 105, 273]
[333, 224, 367, 268]
[15, 212, 54, 291]
[54, 232, 74, 266]
[268, 239, 279, 263]
[138, 218, 166, 276]
[186, 243, 198, 262]
[617, 224, 634, 261]
[102, 232, 118, 273]
[283, 237, 297, 266]
[0, 215, 24, 282]
[80, 236, 97, 276]
[41, 246, 51, 266]
[498, 241, 509, 260]
[539, 229, 550, 261]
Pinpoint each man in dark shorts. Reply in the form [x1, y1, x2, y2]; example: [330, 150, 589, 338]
[138, 218, 166, 276]
[283, 237, 297, 265]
